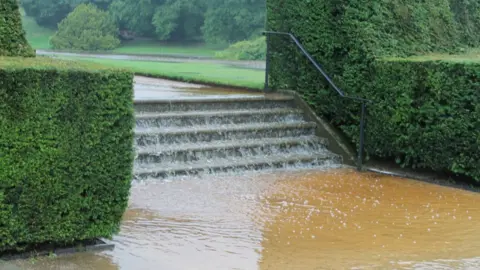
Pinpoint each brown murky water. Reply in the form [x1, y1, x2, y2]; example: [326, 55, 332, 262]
[11, 168, 480, 270]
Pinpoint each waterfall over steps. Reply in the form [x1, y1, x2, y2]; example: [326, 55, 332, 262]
[133, 95, 342, 180]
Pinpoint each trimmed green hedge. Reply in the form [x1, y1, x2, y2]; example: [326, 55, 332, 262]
[0, 0, 35, 57]
[367, 60, 479, 180]
[266, 0, 480, 181]
[0, 57, 134, 252]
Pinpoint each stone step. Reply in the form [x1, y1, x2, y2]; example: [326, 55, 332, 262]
[133, 152, 342, 180]
[135, 108, 305, 129]
[135, 122, 317, 146]
[134, 96, 295, 113]
[135, 136, 328, 165]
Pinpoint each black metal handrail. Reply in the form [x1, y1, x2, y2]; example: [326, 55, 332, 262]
[263, 31, 371, 170]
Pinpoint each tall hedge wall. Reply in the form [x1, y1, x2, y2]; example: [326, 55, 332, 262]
[0, 0, 35, 57]
[266, 0, 480, 181]
[368, 60, 479, 180]
[0, 57, 134, 252]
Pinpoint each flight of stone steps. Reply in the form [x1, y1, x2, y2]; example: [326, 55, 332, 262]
[133, 95, 342, 180]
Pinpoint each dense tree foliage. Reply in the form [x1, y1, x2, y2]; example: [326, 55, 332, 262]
[21, 0, 113, 28]
[152, 0, 206, 42]
[202, 0, 265, 45]
[20, 0, 265, 45]
[108, 0, 157, 37]
[50, 3, 120, 50]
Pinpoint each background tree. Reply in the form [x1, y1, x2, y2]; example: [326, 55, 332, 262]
[108, 0, 158, 37]
[20, 0, 266, 46]
[50, 3, 120, 50]
[21, 0, 73, 28]
[202, 0, 265, 45]
[152, 0, 206, 41]
[21, 0, 112, 28]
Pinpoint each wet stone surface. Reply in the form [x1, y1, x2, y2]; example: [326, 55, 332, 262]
[131, 77, 339, 180]
[11, 168, 480, 270]
[133, 76, 265, 100]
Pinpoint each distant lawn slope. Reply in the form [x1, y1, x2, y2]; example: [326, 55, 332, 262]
[112, 40, 219, 57]
[20, 9, 54, 50]
[60, 57, 264, 89]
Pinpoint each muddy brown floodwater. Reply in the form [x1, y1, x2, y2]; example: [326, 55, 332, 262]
[11, 168, 480, 270]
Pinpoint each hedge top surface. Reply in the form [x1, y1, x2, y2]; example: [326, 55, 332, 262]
[0, 56, 129, 72]
[383, 54, 480, 64]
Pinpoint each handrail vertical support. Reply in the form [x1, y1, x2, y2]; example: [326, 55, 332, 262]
[263, 31, 371, 170]
[264, 35, 270, 91]
[357, 102, 367, 171]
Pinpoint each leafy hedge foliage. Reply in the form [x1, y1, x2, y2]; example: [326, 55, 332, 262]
[215, 36, 266, 60]
[0, 0, 35, 57]
[50, 4, 120, 51]
[366, 60, 478, 180]
[0, 57, 134, 252]
[266, 0, 480, 181]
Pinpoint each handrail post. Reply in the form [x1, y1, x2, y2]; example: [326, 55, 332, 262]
[264, 31, 371, 170]
[264, 35, 270, 91]
[357, 102, 367, 171]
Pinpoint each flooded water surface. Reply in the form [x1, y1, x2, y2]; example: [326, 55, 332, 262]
[12, 169, 480, 270]
[133, 76, 263, 100]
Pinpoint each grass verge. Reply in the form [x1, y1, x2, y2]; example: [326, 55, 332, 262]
[61, 57, 264, 89]
[112, 40, 220, 57]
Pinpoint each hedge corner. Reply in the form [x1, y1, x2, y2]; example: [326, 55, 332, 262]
[0, 0, 35, 57]
[0, 57, 135, 253]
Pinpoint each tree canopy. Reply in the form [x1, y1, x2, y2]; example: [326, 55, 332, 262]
[21, 0, 266, 45]
[50, 3, 120, 51]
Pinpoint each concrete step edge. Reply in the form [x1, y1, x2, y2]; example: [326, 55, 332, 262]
[135, 136, 328, 155]
[134, 153, 340, 177]
[134, 95, 294, 104]
[135, 108, 303, 119]
[135, 122, 317, 135]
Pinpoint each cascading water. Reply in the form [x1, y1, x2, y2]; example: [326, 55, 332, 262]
[133, 95, 342, 180]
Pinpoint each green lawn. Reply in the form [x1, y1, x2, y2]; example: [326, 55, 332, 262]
[21, 9, 54, 50]
[21, 11, 262, 89]
[60, 57, 264, 89]
[112, 40, 220, 57]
